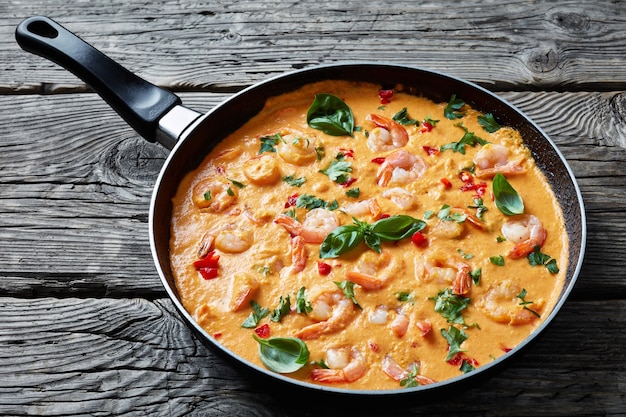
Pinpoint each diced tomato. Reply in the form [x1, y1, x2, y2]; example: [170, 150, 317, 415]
[378, 89, 394, 104]
[501, 345, 512, 353]
[341, 177, 358, 187]
[411, 231, 428, 247]
[213, 332, 222, 339]
[440, 178, 452, 189]
[255, 324, 270, 338]
[284, 193, 299, 208]
[193, 251, 220, 268]
[371, 157, 386, 164]
[458, 171, 473, 183]
[317, 261, 332, 276]
[194, 251, 220, 280]
[447, 352, 479, 367]
[422, 146, 440, 156]
[420, 121, 434, 133]
[338, 148, 355, 158]
[378, 213, 391, 219]
[197, 267, 219, 280]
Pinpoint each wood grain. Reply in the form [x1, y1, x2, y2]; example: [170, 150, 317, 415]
[1, 0, 625, 415]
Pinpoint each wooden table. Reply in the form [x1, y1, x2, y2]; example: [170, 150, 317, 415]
[1, 1, 624, 415]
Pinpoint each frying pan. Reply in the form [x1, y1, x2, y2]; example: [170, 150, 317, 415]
[15, 16, 586, 399]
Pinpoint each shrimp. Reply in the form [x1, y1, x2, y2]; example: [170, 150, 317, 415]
[288, 235, 307, 274]
[381, 187, 418, 210]
[243, 154, 281, 185]
[276, 131, 319, 165]
[274, 208, 340, 244]
[476, 280, 544, 325]
[294, 285, 357, 340]
[341, 198, 382, 219]
[368, 305, 409, 337]
[381, 356, 436, 386]
[310, 346, 368, 383]
[192, 176, 238, 212]
[229, 272, 259, 312]
[346, 250, 403, 290]
[473, 143, 525, 179]
[197, 224, 253, 255]
[366, 114, 409, 152]
[376, 149, 427, 187]
[501, 214, 547, 259]
[414, 250, 472, 295]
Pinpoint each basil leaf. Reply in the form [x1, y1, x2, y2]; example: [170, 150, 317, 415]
[492, 173, 524, 215]
[319, 224, 364, 259]
[372, 215, 425, 241]
[307, 94, 354, 136]
[253, 335, 310, 373]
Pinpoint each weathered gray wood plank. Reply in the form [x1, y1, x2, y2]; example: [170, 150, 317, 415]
[0, 297, 623, 416]
[2, 0, 626, 92]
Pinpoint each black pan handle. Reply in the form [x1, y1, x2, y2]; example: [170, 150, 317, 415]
[15, 16, 181, 143]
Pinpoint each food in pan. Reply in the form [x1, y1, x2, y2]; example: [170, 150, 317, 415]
[169, 80, 568, 390]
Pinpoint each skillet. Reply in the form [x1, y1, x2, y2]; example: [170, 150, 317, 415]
[15, 16, 586, 399]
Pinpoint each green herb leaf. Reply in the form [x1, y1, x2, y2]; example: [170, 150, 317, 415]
[393, 108, 417, 125]
[478, 113, 501, 133]
[295, 194, 338, 211]
[430, 288, 470, 325]
[546, 259, 559, 274]
[242, 300, 270, 328]
[395, 291, 416, 304]
[444, 94, 465, 120]
[283, 175, 307, 187]
[203, 190, 212, 201]
[527, 245, 559, 274]
[371, 215, 426, 242]
[319, 215, 424, 259]
[516, 289, 541, 318]
[296, 287, 312, 314]
[438, 204, 467, 223]
[468, 198, 488, 220]
[441, 124, 488, 154]
[492, 173, 524, 215]
[307, 94, 354, 136]
[270, 295, 291, 322]
[319, 224, 365, 259]
[228, 178, 246, 188]
[253, 335, 310, 373]
[258, 133, 283, 154]
[489, 255, 505, 266]
[470, 268, 482, 285]
[400, 363, 421, 388]
[335, 280, 362, 309]
[460, 359, 476, 373]
[441, 326, 468, 361]
[345, 187, 360, 198]
[319, 159, 353, 184]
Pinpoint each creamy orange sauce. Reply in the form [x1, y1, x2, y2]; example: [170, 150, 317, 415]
[169, 81, 568, 390]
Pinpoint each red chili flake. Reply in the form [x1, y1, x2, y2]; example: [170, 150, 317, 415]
[378, 89, 394, 104]
[254, 324, 270, 339]
[501, 345, 512, 353]
[420, 122, 434, 133]
[338, 148, 355, 158]
[216, 166, 225, 175]
[378, 213, 391, 219]
[284, 193, 299, 208]
[368, 341, 380, 352]
[422, 146, 440, 156]
[411, 231, 428, 247]
[340, 177, 358, 187]
[440, 178, 452, 189]
[213, 332, 222, 339]
[317, 261, 332, 276]
[371, 157, 386, 165]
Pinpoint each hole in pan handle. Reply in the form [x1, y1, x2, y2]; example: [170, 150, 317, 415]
[15, 16, 182, 143]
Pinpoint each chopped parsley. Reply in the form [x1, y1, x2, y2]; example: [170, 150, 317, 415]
[430, 288, 470, 325]
[490, 255, 505, 266]
[319, 159, 352, 184]
[295, 287, 312, 314]
[444, 94, 465, 120]
[478, 113, 501, 133]
[242, 300, 270, 328]
[516, 289, 541, 318]
[441, 325, 468, 361]
[258, 133, 283, 154]
[296, 194, 338, 211]
[283, 175, 307, 187]
[527, 245, 560, 274]
[438, 204, 466, 223]
[392, 108, 417, 125]
[270, 295, 291, 323]
[441, 123, 488, 154]
[335, 280, 362, 309]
